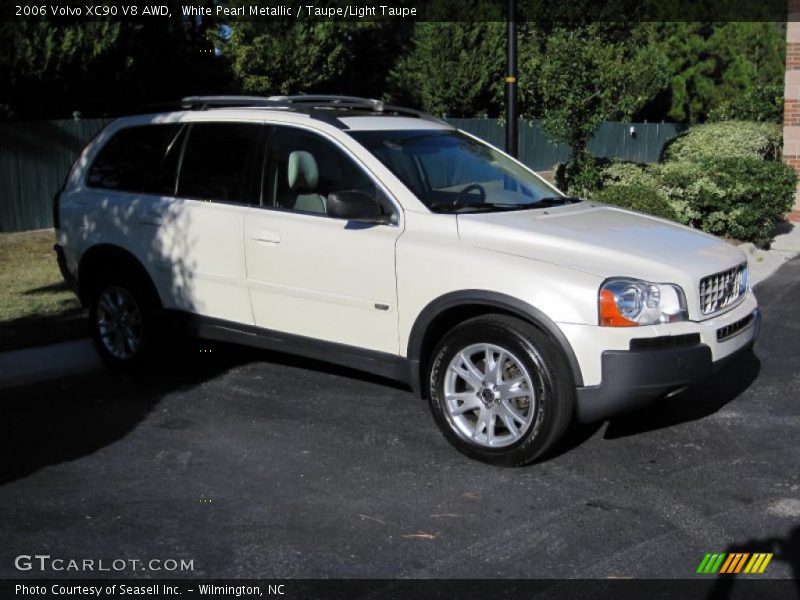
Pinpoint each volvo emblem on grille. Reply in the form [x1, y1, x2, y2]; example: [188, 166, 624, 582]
[724, 279, 735, 296]
[700, 263, 745, 315]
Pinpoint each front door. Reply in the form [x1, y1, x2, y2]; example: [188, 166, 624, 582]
[244, 125, 402, 354]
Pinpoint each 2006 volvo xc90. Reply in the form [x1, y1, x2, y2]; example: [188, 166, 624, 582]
[54, 95, 759, 465]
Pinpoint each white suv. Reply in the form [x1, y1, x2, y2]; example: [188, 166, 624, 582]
[54, 95, 760, 465]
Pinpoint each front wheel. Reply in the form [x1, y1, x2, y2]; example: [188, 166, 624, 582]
[427, 315, 574, 466]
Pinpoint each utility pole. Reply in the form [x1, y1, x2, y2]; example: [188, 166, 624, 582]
[505, 0, 518, 158]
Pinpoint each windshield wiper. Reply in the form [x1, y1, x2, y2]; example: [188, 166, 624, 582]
[430, 203, 503, 213]
[431, 196, 581, 214]
[451, 204, 511, 213]
[523, 196, 582, 208]
[471, 197, 581, 211]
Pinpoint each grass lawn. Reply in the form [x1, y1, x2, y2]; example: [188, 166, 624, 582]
[0, 229, 87, 352]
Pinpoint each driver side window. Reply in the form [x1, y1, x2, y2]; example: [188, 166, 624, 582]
[262, 126, 384, 216]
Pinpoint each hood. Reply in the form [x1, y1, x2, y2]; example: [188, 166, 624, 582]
[456, 203, 746, 287]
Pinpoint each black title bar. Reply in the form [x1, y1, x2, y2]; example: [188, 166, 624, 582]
[1, 0, 792, 23]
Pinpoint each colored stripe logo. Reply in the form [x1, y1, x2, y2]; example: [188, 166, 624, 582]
[696, 553, 773, 574]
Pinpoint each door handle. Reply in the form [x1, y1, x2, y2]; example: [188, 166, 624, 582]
[138, 210, 162, 226]
[250, 229, 281, 244]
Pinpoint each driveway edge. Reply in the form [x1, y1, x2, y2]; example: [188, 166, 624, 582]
[0, 338, 102, 390]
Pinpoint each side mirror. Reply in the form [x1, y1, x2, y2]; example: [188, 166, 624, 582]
[327, 190, 391, 224]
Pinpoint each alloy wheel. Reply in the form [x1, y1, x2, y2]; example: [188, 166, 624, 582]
[96, 286, 143, 360]
[442, 343, 542, 448]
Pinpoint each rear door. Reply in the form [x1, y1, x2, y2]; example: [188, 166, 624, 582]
[243, 124, 403, 354]
[145, 120, 262, 324]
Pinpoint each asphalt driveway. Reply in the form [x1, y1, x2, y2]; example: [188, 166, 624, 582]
[1, 259, 799, 581]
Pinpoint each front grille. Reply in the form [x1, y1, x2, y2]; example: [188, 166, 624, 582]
[630, 333, 701, 350]
[699, 263, 747, 315]
[717, 313, 755, 342]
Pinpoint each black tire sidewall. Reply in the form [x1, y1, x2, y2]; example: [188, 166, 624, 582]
[428, 316, 572, 466]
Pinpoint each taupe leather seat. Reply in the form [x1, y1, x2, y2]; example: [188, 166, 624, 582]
[286, 150, 326, 213]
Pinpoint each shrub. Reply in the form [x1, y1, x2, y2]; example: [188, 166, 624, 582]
[599, 160, 660, 189]
[659, 156, 797, 247]
[558, 120, 795, 247]
[554, 155, 606, 196]
[656, 160, 717, 226]
[591, 184, 678, 221]
[663, 121, 782, 162]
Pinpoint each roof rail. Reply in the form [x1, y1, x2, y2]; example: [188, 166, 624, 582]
[176, 94, 448, 129]
[276, 95, 385, 111]
[180, 95, 284, 109]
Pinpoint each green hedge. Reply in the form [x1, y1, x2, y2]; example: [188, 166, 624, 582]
[659, 156, 797, 247]
[663, 121, 782, 162]
[557, 120, 796, 247]
[599, 161, 660, 188]
[591, 184, 678, 221]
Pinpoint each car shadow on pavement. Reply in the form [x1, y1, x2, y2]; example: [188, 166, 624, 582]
[705, 525, 800, 599]
[541, 348, 761, 459]
[0, 339, 413, 487]
[0, 341, 253, 486]
[603, 349, 761, 440]
[234, 344, 414, 393]
[540, 420, 605, 461]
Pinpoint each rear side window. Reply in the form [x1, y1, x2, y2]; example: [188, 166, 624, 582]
[87, 125, 177, 192]
[177, 122, 262, 204]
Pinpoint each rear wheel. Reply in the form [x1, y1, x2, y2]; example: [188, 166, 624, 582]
[89, 273, 161, 371]
[427, 315, 574, 466]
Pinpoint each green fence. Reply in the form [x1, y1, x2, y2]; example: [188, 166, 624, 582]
[0, 117, 686, 233]
[0, 118, 111, 232]
[446, 118, 687, 171]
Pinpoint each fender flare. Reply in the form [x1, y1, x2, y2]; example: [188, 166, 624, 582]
[77, 243, 162, 308]
[406, 290, 584, 394]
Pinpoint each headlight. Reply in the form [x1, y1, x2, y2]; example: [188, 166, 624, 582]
[599, 279, 688, 326]
[739, 265, 749, 295]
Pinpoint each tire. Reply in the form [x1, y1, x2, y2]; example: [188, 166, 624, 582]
[88, 271, 162, 372]
[427, 314, 574, 466]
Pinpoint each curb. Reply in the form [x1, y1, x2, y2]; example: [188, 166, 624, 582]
[738, 222, 800, 287]
[0, 338, 102, 390]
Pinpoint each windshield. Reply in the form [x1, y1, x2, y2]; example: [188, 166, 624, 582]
[349, 129, 576, 213]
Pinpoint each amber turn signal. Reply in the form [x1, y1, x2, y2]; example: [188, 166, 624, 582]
[599, 288, 638, 327]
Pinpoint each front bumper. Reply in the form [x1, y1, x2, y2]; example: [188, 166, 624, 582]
[575, 307, 760, 423]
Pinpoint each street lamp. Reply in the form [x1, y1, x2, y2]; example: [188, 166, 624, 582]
[505, 0, 518, 158]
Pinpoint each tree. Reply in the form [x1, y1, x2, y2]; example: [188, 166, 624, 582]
[386, 22, 505, 117]
[215, 17, 410, 98]
[707, 82, 784, 123]
[0, 3, 227, 119]
[215, 21, 349, 96]
[646, 22, 785, 123]
[0, 21, 122, 118]
[528, 24, 670, 163]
